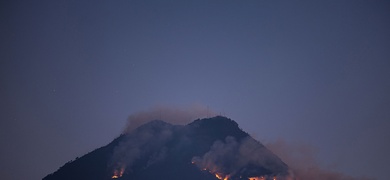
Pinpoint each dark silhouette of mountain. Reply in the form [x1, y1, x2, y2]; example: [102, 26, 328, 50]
[43, 116, 289, 180]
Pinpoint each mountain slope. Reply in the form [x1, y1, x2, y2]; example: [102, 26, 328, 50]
[43, 116, 289, 180]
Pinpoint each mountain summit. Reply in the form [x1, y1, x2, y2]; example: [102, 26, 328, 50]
[43, 116, 290, 180]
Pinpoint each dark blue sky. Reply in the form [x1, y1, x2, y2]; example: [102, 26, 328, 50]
[1, 1, 389, 180]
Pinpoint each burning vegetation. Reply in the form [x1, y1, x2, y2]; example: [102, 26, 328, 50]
[111, 167, 124, 179]
[192, 160, 281, 180]
[191, 136, 290, 180]
[43, 116, 374, 180]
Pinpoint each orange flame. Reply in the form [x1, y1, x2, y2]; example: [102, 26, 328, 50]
[248, 177, 266, 180]
[248, 176, 276, 180]
[111, 167, 125, 179]
[192, 161, 230, 180]
[214, 173, 229, 180]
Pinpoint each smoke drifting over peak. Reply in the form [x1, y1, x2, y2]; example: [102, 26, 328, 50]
[123, 105, 216, 133]
[265, 139, 375, 180]
[110, 115, 294, 180]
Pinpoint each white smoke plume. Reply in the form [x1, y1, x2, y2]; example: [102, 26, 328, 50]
[123, 105, 216, 133]
[265, 139, 375, 180]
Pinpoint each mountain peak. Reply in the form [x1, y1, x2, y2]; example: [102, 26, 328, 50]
[189, 116, 239, 127]
[134, 119, 173, 131]
[43, 116, 290, 180]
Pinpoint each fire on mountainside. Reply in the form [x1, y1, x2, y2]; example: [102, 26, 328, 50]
[192, 161, 277, 180]
[111, 167, 124, 179]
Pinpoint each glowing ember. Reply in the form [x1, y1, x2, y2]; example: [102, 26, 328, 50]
[214, 173, 229, 180]
[192, 161, 231, 180]
[248, 176, 270, 180]
[111, 167, 125, 179]
[192, 162, 279, 180]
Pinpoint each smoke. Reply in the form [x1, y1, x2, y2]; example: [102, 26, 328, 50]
[111, 105, 215, 175]
[123, 105, 216, 133]
[112, 109, 374, 180]
[110, 120, 175, 174]
[192, 136, 289, 179]
[265, 139, 375, 180]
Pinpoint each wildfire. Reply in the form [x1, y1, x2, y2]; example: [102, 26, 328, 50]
[111, 167, 125, 179]
[248, 177, 266, 180]
[192, 160, 228, 180]
[192, 160, 278, 180]
[215, 173, 229, 180]
[248, 176, 276, 180]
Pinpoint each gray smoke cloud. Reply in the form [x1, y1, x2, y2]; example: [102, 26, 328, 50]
[192, 136, 290, 179]
[123, 105, 216, 133]
[110, 105, 215, 175]
[265, 139, 375, 180]
[110, 120, 175, 173]
[113, 108, 372, 180]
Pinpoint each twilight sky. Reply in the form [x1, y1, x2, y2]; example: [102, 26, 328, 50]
[1, 1, 389, 180]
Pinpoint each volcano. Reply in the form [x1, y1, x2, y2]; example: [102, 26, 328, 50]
[43, 116, 291, 180]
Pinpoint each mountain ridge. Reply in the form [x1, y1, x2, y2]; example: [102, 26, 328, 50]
[43, 116, 290, 180]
